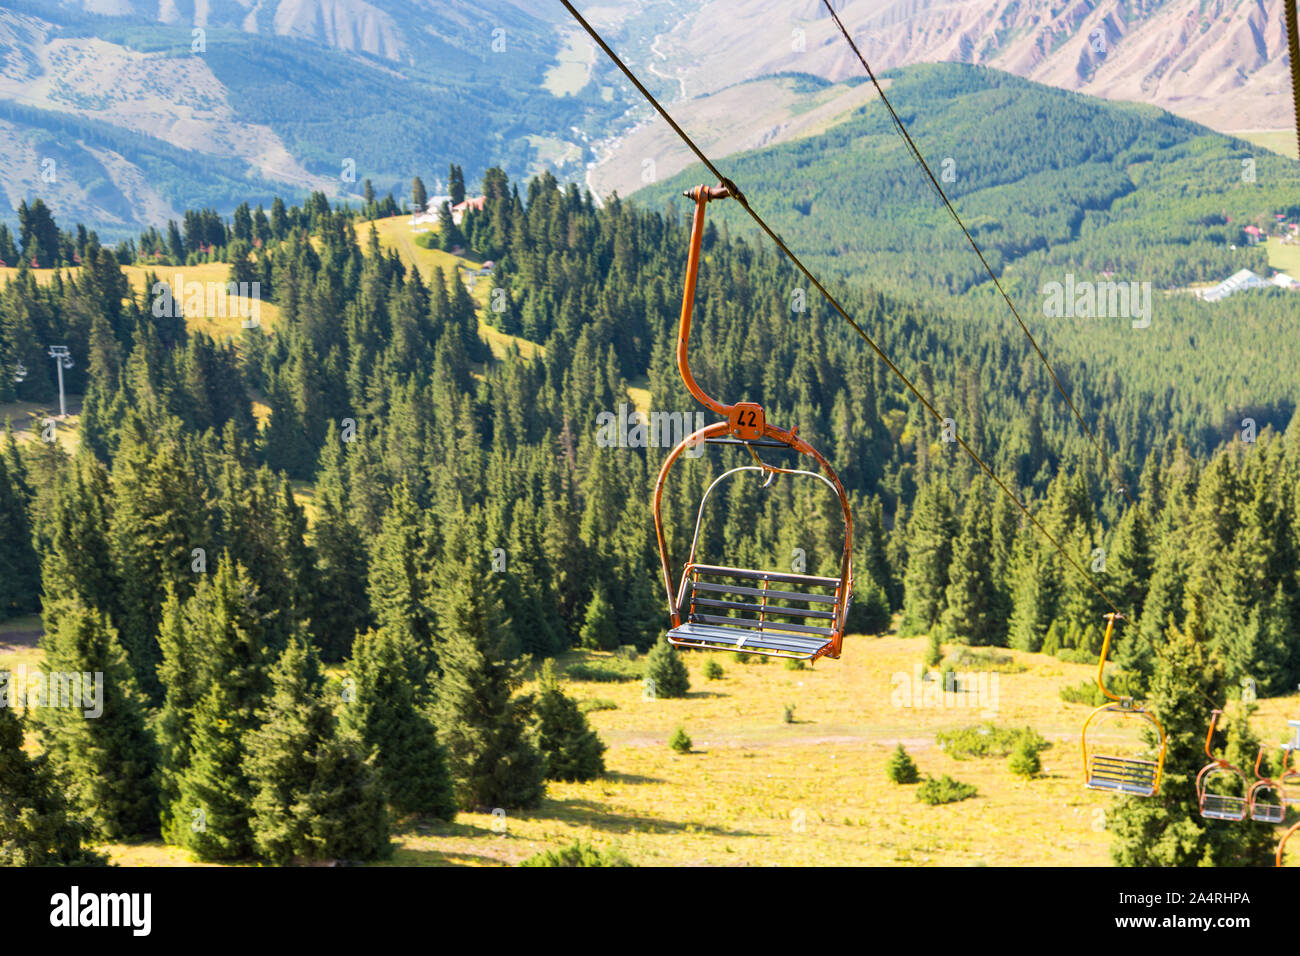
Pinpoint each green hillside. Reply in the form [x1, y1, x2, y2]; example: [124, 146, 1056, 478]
[659, 64, 1298, 295]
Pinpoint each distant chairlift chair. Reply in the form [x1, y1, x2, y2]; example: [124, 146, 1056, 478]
[1081, 613, 1167, 797]
[1282, 726, 1300, 806]
[1248, 745, 1286, 825]
[1195, 709, 1250, 822]
[653, 184, 853, 663]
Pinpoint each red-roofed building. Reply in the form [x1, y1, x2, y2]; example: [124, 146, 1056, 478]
[451, 197, 485, 226]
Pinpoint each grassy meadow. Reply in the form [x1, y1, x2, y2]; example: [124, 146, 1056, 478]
[5, 625, 1299, 866]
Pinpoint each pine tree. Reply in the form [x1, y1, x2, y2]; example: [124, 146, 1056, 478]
[1107, 610, 1273, 866]
[0, 449, 39, 617]
[533, 660, 605, 782]
[937, 490, 1003, 646]
[0, 704, 105, 866]
[900, 481, 956, 635]
[644, 635, 690, 699]
[34, 602, 158, 840]
[885, 743, 920, 784]
[579, 584, 619, 650]
[157, 559, 271, 854]
[339, 627, 456, 820]
[245, 639, 391, 863]
[429, 509, 545, 810]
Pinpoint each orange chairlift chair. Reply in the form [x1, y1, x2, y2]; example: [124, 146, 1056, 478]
[1195, 709, 1250, 821]
[1081, 613, 1167, 796]
[1278, 820, 1300, 866]
[652, 184, 854, 663]
[1282, 725, 1300, 805]
[1248, 745, 1286, 825]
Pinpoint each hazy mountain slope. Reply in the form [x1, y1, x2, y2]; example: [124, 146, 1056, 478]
[653, 0, 1295, 133]
[0, 0, 618, 238]
[653, 64, 1296, 298]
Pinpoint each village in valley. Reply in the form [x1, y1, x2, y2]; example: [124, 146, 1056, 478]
[1195, 212, 1299, 302]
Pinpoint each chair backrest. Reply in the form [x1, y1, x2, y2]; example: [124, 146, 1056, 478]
[678, 465, 851, 635]
[676, 564, 842, 639]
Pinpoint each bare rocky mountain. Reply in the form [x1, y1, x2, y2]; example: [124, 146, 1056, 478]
[0, 0, 1293, 236]
[653, 0, 1295, 133]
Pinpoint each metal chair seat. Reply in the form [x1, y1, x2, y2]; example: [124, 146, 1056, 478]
[667, 621, 832, 659]
[667, 564, 841, 661]
[1201, 792, 1248, 821]
[1251, 802, 1285, 824]
[1195, 715, 1250, 822]
[1086, 754, 1159, 797]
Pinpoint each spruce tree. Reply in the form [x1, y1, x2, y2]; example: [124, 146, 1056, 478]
[534, 660, 606, 782]
[429, 509, 545, 810]
[0, 705, 105, 866]
[35, 602, 158, 840]
[311, 423, 372, 660]
[937, 490, 1002, 646]
[245, 639, 391, 863]
[0, 449, 40, 617]
[579, 583, 619, 650]
[900, 481, 955, 635]
[885, 743, 920, 784]
[339, 627, 455, 820]
[157, 559, 271, 854]
[645, 635, 690, 699]
[367, 482, 435, 647]
[1107, 610, 1273, 866]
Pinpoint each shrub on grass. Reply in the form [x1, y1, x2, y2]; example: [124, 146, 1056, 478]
[1008, 739, 1041, 778]
[935, 724, 1049, 760]
[916, 775, 977, 805]
[645, 637, 690, 698]
[925, 632, 943, 668]
[703, 658, 724, 680]
[669, 726, 692, 754]
[885, 744, 920, 784]
[519, 839, 632, 867]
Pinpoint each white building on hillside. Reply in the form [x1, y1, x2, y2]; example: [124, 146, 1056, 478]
[1198, 268, 1270, 302]
[410, 195, 453, 226]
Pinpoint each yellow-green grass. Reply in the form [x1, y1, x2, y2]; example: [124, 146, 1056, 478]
[56, 631, 1300, 867]
[1, 615, 44, 755]
[355, 216, 478, 285]
[1, 399, 82, 452]
[0, 614, 43, 677]
[0, 263, 281, 339]
[1239, 130, 1299, 162]
[358, 215, 543, 362]
[1267, 240, 1300, 277]
[135, 265, 283, 338]
[290, 479, 318, 526]
[543, 28, 594, 97]
[626, 375, 651, 416]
